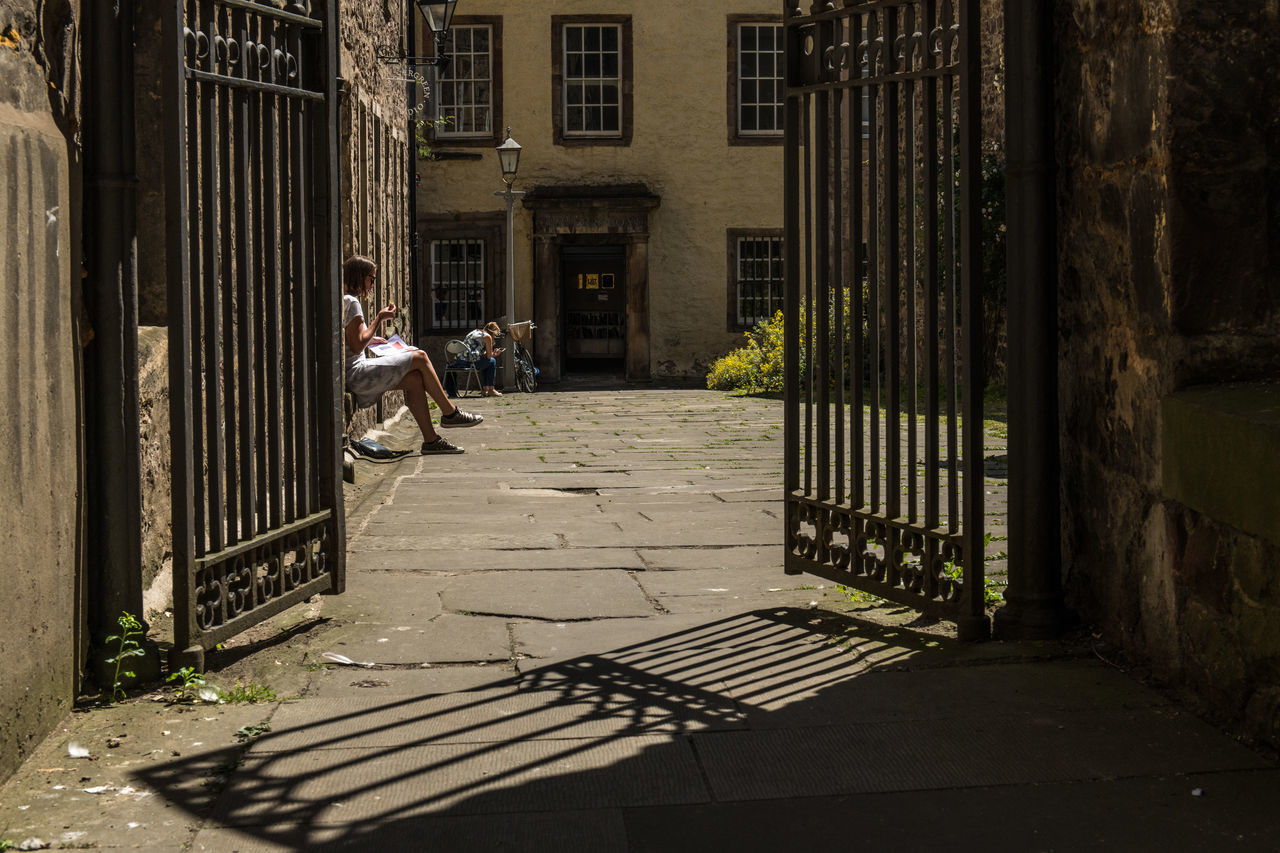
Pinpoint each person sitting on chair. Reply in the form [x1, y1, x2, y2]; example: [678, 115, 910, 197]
[342, 255, 483, 454]
[463, 321, 505, 397]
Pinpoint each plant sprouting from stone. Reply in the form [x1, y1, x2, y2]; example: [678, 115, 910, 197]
[103, 612, 146, 703]
[166, 666, 208, 703]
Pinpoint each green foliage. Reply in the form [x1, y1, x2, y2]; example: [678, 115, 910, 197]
[979, 140, 1008, 380]
[706, 309, 786, 393]
[166, 666, 207, 703]
[235, 722, 272, 740]
[414, 114, 455, 161]
[707, 284, 866, 395]
[103, 612, 146, 703]
[221, 681, 278, 704]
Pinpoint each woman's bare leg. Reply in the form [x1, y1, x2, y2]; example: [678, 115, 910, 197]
[407, 351, 459, 416]
[394, 371, 439, 443]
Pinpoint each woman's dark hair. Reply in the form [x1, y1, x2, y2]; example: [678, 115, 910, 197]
[343, 255, 376, 297]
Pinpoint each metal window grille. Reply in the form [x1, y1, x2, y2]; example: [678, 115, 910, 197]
[437, 25, 493, 137]
[431, 238, 486, 329]
[563, 24, 622, 135]
[737, 236, 785, 326]
[738, 23, 784, 135]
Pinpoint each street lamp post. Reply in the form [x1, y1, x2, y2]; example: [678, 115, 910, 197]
[495, 128, 523, 391]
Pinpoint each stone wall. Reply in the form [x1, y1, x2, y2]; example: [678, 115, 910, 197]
[0, 0, 83, 781]
[1056, 0, 1280, 745]
[339, 0, 412, 437]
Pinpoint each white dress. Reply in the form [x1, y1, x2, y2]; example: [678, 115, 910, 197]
[342, 294, 415, 407]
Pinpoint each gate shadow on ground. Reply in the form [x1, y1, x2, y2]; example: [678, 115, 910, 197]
[133, 608, 939, 849]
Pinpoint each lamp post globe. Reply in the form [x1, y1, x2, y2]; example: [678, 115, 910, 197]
[497, 128, 522, 186]
[417, 0, 459, 35]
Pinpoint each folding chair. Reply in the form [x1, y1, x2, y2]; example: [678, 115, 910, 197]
[444, 339, 483, 397]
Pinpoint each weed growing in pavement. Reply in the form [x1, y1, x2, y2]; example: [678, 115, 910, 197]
[235, 722, 272, 740]
[221, 681, 278, 703]
[104, 612, 147, 703]
[166, 666, 207, 702]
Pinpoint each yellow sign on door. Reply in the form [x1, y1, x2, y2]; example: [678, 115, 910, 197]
[585, 274, 600, 290]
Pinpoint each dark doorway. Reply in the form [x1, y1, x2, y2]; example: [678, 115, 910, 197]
[562, 246, 626, 373]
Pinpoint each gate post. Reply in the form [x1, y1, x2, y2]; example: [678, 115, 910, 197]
[994, 0, 1073, 639]
[83, 0, 161, 683]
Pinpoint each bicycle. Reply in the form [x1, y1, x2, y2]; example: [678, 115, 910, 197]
[507, 321, 538, 393]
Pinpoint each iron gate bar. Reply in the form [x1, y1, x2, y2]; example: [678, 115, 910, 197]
[165, 0, 344, 668]
[782, 0, 987, 638]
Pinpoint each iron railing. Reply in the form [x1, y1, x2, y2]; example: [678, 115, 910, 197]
[782, 0, 987, 638]
[164, 0, 345, 666]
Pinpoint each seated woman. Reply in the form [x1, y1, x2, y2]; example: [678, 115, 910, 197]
[342, 255, 482, 454]
[463, 321, 506, 397]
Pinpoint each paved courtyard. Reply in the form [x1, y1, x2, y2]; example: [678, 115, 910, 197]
[1, 386, 1278, 851]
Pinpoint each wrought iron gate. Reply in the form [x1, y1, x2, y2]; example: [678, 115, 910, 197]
[782, 0, 988, 639]
[163, 0, 345, 666]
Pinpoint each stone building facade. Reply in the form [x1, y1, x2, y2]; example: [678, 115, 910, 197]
[412, 0, 788, 382]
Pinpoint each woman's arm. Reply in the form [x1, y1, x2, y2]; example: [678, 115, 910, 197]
[482, 332, 504, 359]
[345, 303, 396, 356]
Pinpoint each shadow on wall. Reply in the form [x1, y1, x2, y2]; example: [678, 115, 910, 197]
[133, 608, 1278, 850]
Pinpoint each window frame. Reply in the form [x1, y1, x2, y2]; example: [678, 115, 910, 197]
[551, 15, 633, 147]
[727, 15, 785, 146]
[421, 213, 506, 334]
[430, 16, 504, 147]
[726, 228, 785, 332]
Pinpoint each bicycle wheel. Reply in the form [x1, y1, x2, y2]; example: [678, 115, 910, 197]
[515, 348, 536, 392]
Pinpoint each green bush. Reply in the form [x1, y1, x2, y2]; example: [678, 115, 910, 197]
[707, 285, 863, 395]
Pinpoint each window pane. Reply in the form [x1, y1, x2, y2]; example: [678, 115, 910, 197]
[759, 26, 774, 50]
[455, 28, 471, 51]
[603, 106, 619, 131]
[586, 107, 602, 131]
[741, 24, 756, 50]
[475, 55, 489, 78]
[585, 26, 600, 51]
[585, 83, 601, 106]
[474, 28, 489, 51]
[567, 27, 581, 51]
[585, 53, 600, 77]
[567, 53, 583, 77]
[567, 106, 584, 131]
[602, 25, 618, 51]
[567, 82, 584, 105]
[602, 84, 619, 107]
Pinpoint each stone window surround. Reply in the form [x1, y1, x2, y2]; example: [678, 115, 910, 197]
[429, 16, 504, 147]
[727, 14, 784, 147]
[726, 227, 784, 332]
[551, 15, 634, 148]
[417, 211, 507, 333]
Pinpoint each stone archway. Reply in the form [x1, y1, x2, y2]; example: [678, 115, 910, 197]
[523, 185, 661, 383]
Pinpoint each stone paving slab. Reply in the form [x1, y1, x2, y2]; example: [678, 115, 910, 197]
[193, 810, 628, 852]
[440, 570, 656, 620]
[347, 531, 563, 552]
[0, 703, 274, 850]
[654, 588, 824, 614]
[319, 614, 511, 665]
[636, 545, 783, 570]
[633, 565, 816, 598]
[304, 665, 520, 699]
[511, 614, 746, 661]
[733, 660, 1171, 728]
[256, 685, 743, 752]
[212, 735, 709, 823]
[693, 710, 1269, 802]
[318, 571, 448, 623]
[619, 772, 1280, 853]
[560, 527, 782, 549]
[346, 547, 646, 573]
